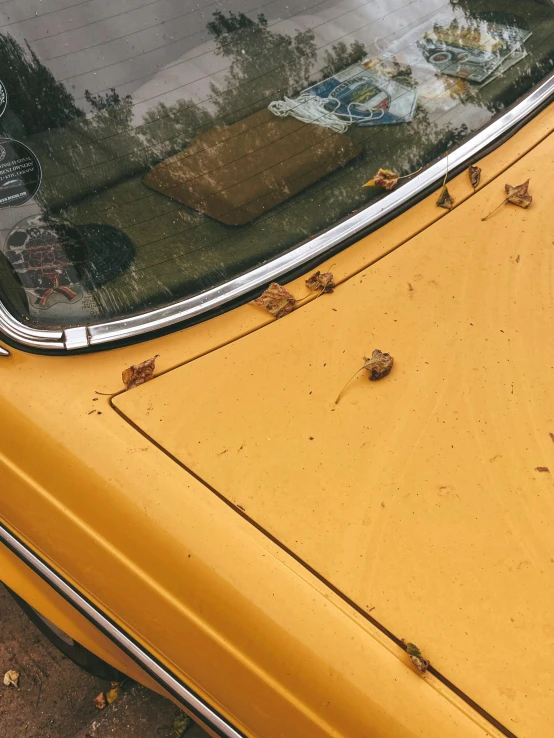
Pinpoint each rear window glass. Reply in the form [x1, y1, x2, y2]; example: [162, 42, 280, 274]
[0, 0, 553, 329]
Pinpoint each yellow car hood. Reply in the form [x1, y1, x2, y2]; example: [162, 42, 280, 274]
[115, 131, 554, 736]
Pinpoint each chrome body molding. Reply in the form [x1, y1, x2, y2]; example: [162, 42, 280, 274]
[0, 523, 245, 738]
[0, 299, 65, 349]
[0, 345, 9, 356]
[2, 72, 554, 351]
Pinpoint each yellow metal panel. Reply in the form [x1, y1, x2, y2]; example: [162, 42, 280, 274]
[115, 129, 554, 736]
[0, 418, 500, 737]
[2, 104, 553, 738]
[0, 542, 165, 693]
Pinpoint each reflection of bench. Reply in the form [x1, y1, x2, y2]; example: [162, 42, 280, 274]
[143, 110, 361, 225]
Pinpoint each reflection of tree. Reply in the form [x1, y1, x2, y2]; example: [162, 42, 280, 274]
[140, 99, 214, 162]
[124, 13, 380, 164]
[320, 41, 367, 79]
[142, 9, 320, 158]
[0, 34, 83, 137]
[85, 87, 131, 114]
[208, 10, 317, 123]
[83, 87, 134, 134]
[39, 88, 147, 211]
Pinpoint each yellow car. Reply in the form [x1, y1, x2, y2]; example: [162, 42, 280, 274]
[2, 2, 554, 736]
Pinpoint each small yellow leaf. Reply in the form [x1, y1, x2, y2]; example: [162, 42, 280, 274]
[3, 670, 19, 688]
[173, 712, 192, 736]
[106, 685, 120, 704]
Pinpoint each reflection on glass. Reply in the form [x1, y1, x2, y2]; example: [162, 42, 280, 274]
[0, 0, 552, 330]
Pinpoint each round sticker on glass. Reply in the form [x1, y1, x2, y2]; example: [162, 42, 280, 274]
[0, 139, 41, 208]
[0, 80, 7, 118]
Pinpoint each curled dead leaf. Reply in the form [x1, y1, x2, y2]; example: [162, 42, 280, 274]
[251, 282, 296, 319]
[482, 179, 532, 221]
[305, 270, 335, 293]
[363, 166, 422, 191]
[404, 642, 429, 673]
[173, 712, 192, 736]
[122, 355, 159, 391]
[436, 151, 453, 211]
[3, 670, 19, 688]
[93, 691, 106, 709]
[468, 164, 481, 190]
[335, 349, 394, 404]
[436, 186, 454, 211]
[363, 168, 398, 190]
[505, 179, 532, 209]
[363, 349, 394, 380]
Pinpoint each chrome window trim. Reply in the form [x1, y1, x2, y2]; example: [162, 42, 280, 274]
[0, 522, 246, 738]
[1, 71, 554, 351]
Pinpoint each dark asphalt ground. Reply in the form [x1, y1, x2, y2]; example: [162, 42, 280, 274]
[0, 584, 209, 737]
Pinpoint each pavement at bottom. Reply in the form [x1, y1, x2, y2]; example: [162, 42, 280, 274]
[0, 583, 210, 737]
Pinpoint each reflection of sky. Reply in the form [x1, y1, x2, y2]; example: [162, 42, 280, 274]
[1, 0, 456, 125]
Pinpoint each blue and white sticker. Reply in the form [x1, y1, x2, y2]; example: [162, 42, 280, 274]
[0, 80, 7, 119]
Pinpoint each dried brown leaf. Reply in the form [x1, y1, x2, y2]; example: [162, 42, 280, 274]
[363, 166, 422, 191]
[305, 270, 335, 293]
[536, 466, 550, 473]
[93, 691, 106, 709]
[482, 179, 532, 221]
[363, 168, 399, 191]
[436, 186, 454, 211]
[363, 349, 394, 380]
[3, 670, 19, 688]
[505, 179, 532, 209]
[404, 642, 430, 673]
[468, 164, 481, 190]
[122, 355, 159, 391]
[251, 282, 296, 319]
[335, 349, 393, 404]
